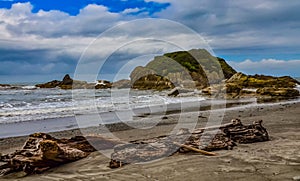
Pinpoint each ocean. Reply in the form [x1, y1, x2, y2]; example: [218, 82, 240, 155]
[0, 85, 205, 124]
[1, 84, 299, 138]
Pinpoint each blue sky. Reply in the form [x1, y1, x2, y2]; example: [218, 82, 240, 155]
[0, 0, 170, 15]
[0, 0, 299, 83]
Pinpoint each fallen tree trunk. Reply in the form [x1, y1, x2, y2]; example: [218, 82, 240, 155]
[0, 133, 120, 176]
[109, 119, 269, 168]
[0, 119, 269, 176]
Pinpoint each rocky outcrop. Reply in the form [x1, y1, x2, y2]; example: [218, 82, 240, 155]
[203, 72, 300, 99]
[95, 80, 112, 89]
[131, 74, 174, 91]
[167, 88, 180, 97]
[226, 72, 299, 88]
[112, 79, 131, 89]
[256, 87, 300, 98]
[0, 84, 16, 90]
[36, 74, 112, 90]
[36, 80, 61, 89]
[130, 66, 175, 90]
[36, 74, 76, 89]
[130, 49, 236, 91]
[0, 84, 11, 87]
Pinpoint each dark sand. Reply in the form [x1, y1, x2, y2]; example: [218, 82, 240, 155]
[0, 100, 299, 180]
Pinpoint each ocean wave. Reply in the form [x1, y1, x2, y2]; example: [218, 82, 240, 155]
[21, 85, 38, 90]
[0, 89, 207, 124]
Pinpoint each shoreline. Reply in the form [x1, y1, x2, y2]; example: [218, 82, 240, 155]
[0, 98, 299, 151]
[1, 97, 297, 139]
[0, 99, 299, 180]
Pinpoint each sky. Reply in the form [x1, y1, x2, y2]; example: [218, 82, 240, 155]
[0, 0, 299, 83]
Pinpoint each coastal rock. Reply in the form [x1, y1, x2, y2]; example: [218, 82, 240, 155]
[224, 83, 242, 94]
[36, 74, 75, 89]
[202, 86, 220, 96]
[219, 72, 300, 99]
[130, 66, 174, 90]
[167, 87, 194, 97]
[130, 66, 157, 84]
[0, 84, 11, 87]
[131, 69, 175, 91]
[36, 74, 113, 90]
[167, 88, 180, 97]
[95, 80, 112, 89]
[61, 74, 73, 85]
[0, 84, 16, 90]
[129, 49, 236, 91]
[60, 75, 91, 89]
[256, 87, 300, 98]
[112, 79, 131, 89]
[227, 72, 299, 88]
[36, 80, 61, 89]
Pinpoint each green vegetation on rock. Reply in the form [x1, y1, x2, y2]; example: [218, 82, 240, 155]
[227, 72, 299, 88]
[130, 49, 236, 90]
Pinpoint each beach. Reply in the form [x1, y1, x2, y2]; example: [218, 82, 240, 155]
[1, 0, 300, 180]
[1, 99, 299, 180]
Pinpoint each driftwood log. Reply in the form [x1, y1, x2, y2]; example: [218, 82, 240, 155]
[0, 133, 120, 176]
[0, 119, 269, 175]
[110, 119, 269, 168]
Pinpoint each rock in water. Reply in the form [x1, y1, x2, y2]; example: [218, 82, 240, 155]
[61, 74, 73, 85]
[167, 88, 180, 97]
[35, 80, 61, 89]
[36, 74, 113, 90]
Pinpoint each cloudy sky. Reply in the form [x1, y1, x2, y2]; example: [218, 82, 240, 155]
[0, 0, 299, 83]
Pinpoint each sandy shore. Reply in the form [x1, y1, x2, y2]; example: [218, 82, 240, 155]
[1, 99, 300, 180]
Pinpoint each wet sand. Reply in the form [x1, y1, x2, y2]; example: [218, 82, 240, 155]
[0, 100, 300, 180]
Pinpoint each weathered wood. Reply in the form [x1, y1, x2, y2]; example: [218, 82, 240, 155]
[223, 120, 269, 143]
[0, 133, 120, 176]
[109, 119, 269, 168]
[173, 142, 217, 156]
[0, 119, 270, 175]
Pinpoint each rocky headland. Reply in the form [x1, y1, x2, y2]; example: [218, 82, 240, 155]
[129, 49, 299, 99]
[130, 49, 236, 90]
[35, 49, 299, 99]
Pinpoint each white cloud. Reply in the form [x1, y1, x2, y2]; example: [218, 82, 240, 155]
[151, 0, 300, 53]
[122, 8, 143, 14]
[0, 1, 300, 80]
[228, 59, 300, 77]
[0, 3, 122, 38]
[0, 3, 214, 79]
